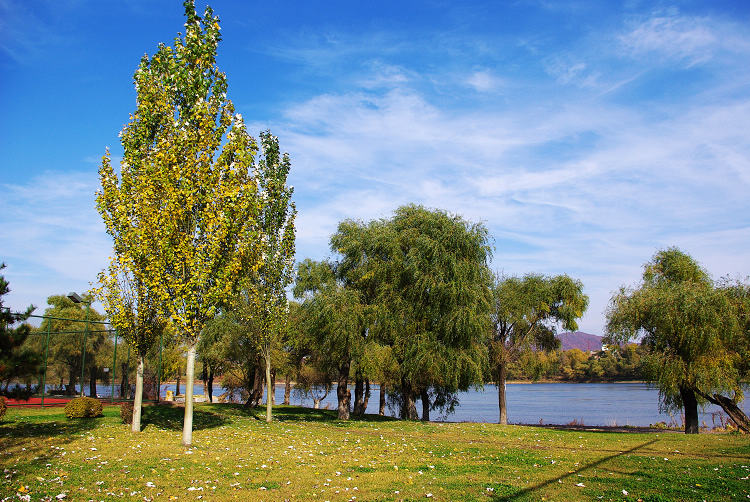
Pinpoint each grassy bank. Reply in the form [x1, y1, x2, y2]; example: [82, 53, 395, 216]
[1, 404, 748, 501]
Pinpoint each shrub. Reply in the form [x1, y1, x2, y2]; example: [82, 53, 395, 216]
[0, 396, 7, 421]
[64, 397, 103, 419]
[120, 401, 134, 424]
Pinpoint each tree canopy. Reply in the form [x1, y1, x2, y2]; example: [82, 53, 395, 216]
[606, 247, 748, 433]
[490, 273, 588, 424]
[370, 205, 493, 419]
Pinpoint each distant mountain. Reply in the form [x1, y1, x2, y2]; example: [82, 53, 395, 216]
[556, 331, 603, 352]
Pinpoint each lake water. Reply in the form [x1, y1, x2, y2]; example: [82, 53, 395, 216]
[154, 381, 748, 428]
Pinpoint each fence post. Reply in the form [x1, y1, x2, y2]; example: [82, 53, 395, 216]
[111, 329, 118, 404]
[79, 303, 90, 397]
[41, 320, 51, 407]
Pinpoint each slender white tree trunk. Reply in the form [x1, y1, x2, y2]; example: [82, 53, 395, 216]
[182, 344, 196, 446]
[265, 347, 272, 423]
[132, 354, 144, 432]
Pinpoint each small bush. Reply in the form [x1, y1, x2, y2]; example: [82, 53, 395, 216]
[121, 401, 134, 424]
[64, 397, 103, 419]
[0, 396, 7, 421]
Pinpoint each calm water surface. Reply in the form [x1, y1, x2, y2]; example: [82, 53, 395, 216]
[279, 382, 749, 427]
[145, 382, 749, 427]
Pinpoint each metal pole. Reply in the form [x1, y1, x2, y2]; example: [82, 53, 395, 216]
[157, 330, 163, 403]
[41, 320, 51, 406]
[79, 303, 90, 397]
[111, 329, 118, 403]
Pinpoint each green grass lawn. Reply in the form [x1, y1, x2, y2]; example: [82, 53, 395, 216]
[1, 404, 748, 501]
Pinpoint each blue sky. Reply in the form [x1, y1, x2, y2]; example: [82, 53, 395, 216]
[1, 0, 749, 335]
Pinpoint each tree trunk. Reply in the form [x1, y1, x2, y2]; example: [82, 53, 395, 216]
[67, 368, 76, 396]
[421, 388, 430, 422]
[400, 379, 418, 420]
[175, 374, 181, 396]
[89, 365, 97, 398]
[353, 378, 365, 415]
[497, 362, 508, 425]
[379, 384, 386, 416]
[201, 364, 208, 399]
[182, 344, 196, 446]
[87, 366, 95, 397]
[337, 361, 351, 420]
[680, 385, 699, 434]
[246, 366, 264, 407]
[132, 355, 144, 433]
[696, 391, 750, 434]
[313, 398, 321, 409]
[362, 379, 371, 412]
[253, 366, 264, 407]
[283, 374, 291, 405]
[265, 350, 272, 423]
[271, 369, 276, 405]
[207, 366, 214, 403]
[120, 362, 129, 398]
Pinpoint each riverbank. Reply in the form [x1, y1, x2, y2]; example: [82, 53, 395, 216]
[2, 404, 748, 501]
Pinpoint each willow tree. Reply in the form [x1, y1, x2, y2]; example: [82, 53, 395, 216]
[97, 259, 165, 432]
[372, 205, 493, 420]
[293, 259, 366, 420]
[329, 219, 383, 416]
[97, 1, 261, 445]
[606, 248, 747, 434]
[489, 274, 588, 424]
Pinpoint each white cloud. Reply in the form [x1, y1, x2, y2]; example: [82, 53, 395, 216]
[0, 171, 111, 314]
[257, 52, 750, 334]
[465, 70, 503, 92]
[619, 9, 750, 66]
[544, 58, 601, 87]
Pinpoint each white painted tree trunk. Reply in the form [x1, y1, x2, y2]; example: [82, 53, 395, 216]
[182, 344, 196, 446]
[132, 355, 144, 432]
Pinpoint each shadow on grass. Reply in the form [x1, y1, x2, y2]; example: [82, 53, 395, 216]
[140, 403, 228, 431]
[189, 403, 399, 424]
[491, 438, 660, 501]
[0, 416, 102, 444]
[0, 412, 105, 471]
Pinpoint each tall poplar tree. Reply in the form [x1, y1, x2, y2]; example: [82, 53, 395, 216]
[244, 131, 296, 423]
[97, 0, 261, 445]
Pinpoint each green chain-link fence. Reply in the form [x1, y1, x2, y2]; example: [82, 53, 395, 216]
[5, 313, 167, 406]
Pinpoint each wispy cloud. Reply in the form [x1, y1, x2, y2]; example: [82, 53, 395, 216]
[619, 9, 750, 67]
[252, 14, 750, 333]
[3, 2, 749, 336]
[0, 171, 110, 313]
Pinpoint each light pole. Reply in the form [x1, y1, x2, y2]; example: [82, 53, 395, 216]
[67, 292, 91, 397]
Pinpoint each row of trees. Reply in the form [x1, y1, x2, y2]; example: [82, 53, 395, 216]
[501, 344, 648, 382]
[285, 206, 589, 424]
[95, 1, 295, 443]
[6, 0, 747, 439]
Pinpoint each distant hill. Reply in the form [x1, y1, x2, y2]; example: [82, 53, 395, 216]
[556, 331, 603, 352]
